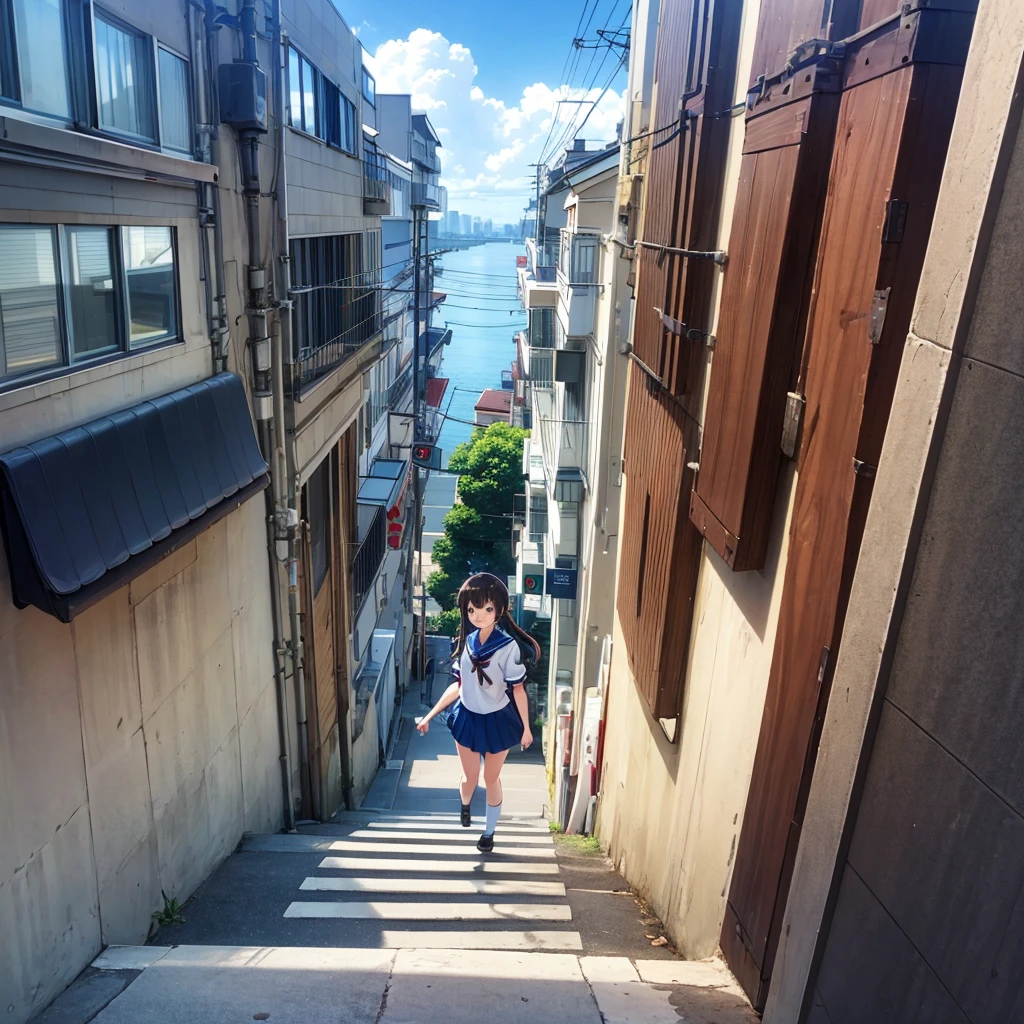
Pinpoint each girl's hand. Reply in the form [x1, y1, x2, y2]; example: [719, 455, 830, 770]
[416, 717, 430, 734]
[521, 728, 533, 750]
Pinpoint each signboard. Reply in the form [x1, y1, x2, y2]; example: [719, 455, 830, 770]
[523, 572, 543, 595]
[545, 567, 578, 600]
[516, 255, 527, 268]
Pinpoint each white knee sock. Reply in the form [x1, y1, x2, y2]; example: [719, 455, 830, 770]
[485, 802, 501, 836]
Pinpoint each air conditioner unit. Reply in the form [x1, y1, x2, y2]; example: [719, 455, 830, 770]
[554, 349, 586, 384]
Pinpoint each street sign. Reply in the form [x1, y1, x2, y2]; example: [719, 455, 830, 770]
[545, 567, 578, 600]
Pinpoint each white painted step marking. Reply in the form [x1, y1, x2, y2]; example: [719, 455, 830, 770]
[346, 829, 553, 844]
[318, 856, 559, 874]
[379, 930, 583, 951]
[326, 840, 554, 858]
[365, 820, 549, 833]
[283, 901, 572, 921]
[299, 876, 566, 897]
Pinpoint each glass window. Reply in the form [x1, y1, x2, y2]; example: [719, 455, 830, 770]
[12, 0, 70, 116]
[287, 46, 302, 127]
[301, 57, 314, 133]
[0, 2, 18, 100]
[122, 226, 176, 347]
[158, 47, 190, 154]
[94, 11, 156, 140]
[64, 226, 117, 360]
[361, 67, 374, 106]
[342, 94, 357, 154]
[0, 225, 62, 380]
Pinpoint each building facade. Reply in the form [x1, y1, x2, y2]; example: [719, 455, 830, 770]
[574, 0, 1012, 1022]
[0, 2, 447, 1020]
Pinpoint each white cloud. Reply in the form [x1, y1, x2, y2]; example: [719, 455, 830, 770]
[366, 30, 624, 224]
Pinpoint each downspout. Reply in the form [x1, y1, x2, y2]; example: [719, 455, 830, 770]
[224, 0, 295, 827]
[269, 2, 314, 819]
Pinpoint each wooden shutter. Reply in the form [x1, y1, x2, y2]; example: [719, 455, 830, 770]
[617, 0, 741, 718]
[617, 373, 701, 719]
[721, 7, 975, 1008]
[691, 50, 842, 570]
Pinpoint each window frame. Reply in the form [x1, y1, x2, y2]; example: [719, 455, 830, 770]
[91, 5, 159, 145]
[156, 42, 193, 156]
[361, 66, 375, 106]
[0, 221, 183, 393]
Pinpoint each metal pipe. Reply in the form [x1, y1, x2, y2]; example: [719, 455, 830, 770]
[635, 238, 728, 265]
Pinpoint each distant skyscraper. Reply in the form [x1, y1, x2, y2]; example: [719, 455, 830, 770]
[503, 223, 515, 237]
[484, 218, 493, 236]
[448, 210, 460, 235]
[472, 216, 482, 236]
[461, 213, 472, 235]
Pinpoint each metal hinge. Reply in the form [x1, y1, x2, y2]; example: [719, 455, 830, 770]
[882, 201, 909, 243]
[869, 288, 891, 345]
[818, 646, 831, 685]
[781, 391, 805, 459]
[853, 459, 876, 478]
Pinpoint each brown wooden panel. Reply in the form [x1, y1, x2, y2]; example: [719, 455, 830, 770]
[748, 0, 860, 88]
[617, 370, 703, 720]
[692, 90, 838, 571]
[314, 571, 336, 741]
[722, 50, 967, 1008]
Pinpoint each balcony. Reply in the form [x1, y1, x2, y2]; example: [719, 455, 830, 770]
[352, 504, 387, 612]
[363, 170, 392, 215]
[412, 182, 441, 209]
[557, 230, 600, 338]
[291, 264, 382, 395]
[517, 238, 558, 310]
[411, 135, 442, 173]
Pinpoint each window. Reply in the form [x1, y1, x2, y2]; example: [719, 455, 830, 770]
[0, 223, 179, 388]
[94, 11, 157, 141]
[158, 47, 191, 154]
[6, 0, 71, 116]
[123, 226, 176, 346]
[529, 495, 547, 542]
[307, 459, 330, 594]
[342, 93, 358, 154]
[362, 66, 374, 106]
[0, 225, 61, 379]
[64, 226, 117, 359]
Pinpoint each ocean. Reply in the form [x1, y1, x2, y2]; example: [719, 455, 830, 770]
[434, 241, 527, 466]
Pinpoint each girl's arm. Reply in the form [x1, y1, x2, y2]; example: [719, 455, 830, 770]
[512, 683, 533, 749]
[416, 680, 461, 734]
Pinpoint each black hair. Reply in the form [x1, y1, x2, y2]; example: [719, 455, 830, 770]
[451, 572, 541, 671]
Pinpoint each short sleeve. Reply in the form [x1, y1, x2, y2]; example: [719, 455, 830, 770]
[503, 642, 527, 684]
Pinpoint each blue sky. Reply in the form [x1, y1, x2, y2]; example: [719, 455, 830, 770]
[331, 0, 630, 222]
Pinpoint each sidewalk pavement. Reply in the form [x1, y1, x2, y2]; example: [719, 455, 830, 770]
[31, 675, 756, 1024]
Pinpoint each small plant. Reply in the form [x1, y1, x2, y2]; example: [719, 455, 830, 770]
[548, 821, 563, 833]
[152, 890, 185, 926]
[553, 832, 602, 855]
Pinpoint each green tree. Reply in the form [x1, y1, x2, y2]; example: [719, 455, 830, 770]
[427, 608, 461, 637]
[426, 422, 528, 610]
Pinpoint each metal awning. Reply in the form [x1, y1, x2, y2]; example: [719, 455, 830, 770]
[0, 373, 268, 622]
[426, 377, 449, 409]
[357, 458, 407, 508]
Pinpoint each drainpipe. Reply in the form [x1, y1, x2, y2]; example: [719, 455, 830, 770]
[219, 0, 296, 827]
[269, 0, 315, 819]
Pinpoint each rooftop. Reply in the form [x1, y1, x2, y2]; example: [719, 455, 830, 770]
[475, 389, 513, 415]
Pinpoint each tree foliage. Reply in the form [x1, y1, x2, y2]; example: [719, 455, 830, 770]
[426, 422, 528, 611]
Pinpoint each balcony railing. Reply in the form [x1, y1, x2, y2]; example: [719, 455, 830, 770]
[293, 293, 381, 392]
[352, 504, 387, 610]
[535, 265, 557, 283]
[363, 173, 392, 204]
[412, 182, 441, 209]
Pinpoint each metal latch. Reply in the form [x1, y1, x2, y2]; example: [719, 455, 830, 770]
[852, 459, 876, 478]
[869, 288, 891, 345]
[781, 391, 805, 459]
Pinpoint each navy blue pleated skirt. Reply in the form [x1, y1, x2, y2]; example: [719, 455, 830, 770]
[448, 694, 523, 754]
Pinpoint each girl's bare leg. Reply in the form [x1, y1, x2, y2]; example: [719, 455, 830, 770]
[455, 741, 480, 805]
[482, 749, 509, 807]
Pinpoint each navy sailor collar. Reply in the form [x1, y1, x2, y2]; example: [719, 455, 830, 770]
[468, 626, 516, 661]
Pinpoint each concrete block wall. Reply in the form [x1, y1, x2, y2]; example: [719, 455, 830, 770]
[0, 496, 282, 1024]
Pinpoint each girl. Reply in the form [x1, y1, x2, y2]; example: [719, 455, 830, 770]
[416, 572, 541, 852]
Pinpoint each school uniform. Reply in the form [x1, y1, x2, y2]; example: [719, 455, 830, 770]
[447, 627, 527, 754]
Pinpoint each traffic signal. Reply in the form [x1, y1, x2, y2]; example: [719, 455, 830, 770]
[412, 443, 442, 469]
[523, 573, 543, 594]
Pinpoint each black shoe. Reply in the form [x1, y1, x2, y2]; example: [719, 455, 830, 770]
[460, 803, 472, 827]
[477, 832, 494, 853]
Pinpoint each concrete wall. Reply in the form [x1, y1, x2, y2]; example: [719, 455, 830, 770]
[0, 498, 281, 1024]
[765, 4, 1024, 1020]
[594, 0, 800, 959]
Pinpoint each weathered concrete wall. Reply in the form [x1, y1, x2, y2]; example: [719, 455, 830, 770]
[766, 3, 1024, 1019]
[0, 498, 281, 1024]
[595, 0, 799, 958]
